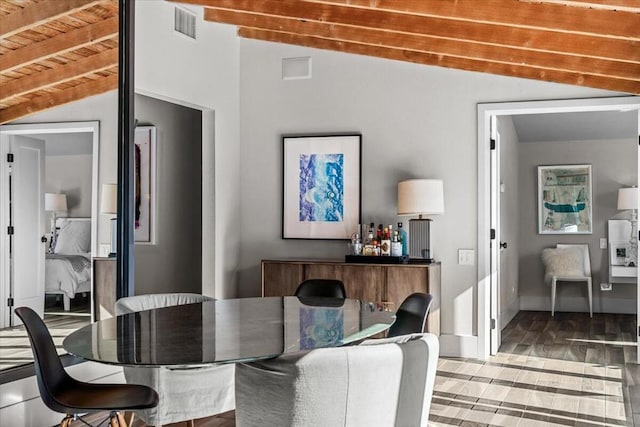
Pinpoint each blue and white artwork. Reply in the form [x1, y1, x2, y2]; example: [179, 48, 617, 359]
[299, 307, 343, 349]
[299, 153, 344, 222]
[538, 164, 592, 234]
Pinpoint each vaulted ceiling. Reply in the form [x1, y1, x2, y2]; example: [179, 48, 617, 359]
[1, 0, 638, 124]
[0, 0, 118, 124]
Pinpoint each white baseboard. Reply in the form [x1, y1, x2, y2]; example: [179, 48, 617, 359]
[520, 295, 636, 314]
[438, 334, 478, 358]
[500, 297, 520, 330]
[0, 362, 123, 427]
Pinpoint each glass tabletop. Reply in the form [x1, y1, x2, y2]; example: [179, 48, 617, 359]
[63, 296, 395, 366]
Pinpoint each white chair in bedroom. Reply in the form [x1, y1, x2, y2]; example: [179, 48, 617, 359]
[235, 333, 439, 427]
[115, 293, 235, 427]
[541, 244, 593, 317]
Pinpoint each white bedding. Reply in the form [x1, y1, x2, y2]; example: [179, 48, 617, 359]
[45, 252, 91, 299]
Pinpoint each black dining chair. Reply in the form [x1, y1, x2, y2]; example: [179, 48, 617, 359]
[15, 306, 158, 427]
[387, 293, 433, 338]
[294, 278, 347, 298]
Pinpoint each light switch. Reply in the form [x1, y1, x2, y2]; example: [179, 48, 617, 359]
[599, 238, 607, 249]
[458, 249, 475, 265]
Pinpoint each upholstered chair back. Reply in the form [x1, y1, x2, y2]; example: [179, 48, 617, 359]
[235, 333, 439, 427]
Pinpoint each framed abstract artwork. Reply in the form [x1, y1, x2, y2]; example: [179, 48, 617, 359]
[538, 164, 592, 234]
[134, 126, 157, 244]
[282, 134, 361, 239]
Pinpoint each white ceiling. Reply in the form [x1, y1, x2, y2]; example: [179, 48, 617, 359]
[512, 110, 637, 143]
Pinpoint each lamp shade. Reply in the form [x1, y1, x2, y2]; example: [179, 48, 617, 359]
[100, 183, 118, 214]
[398, 179, 445, 216]
[45, 193, 67, 212]
[617, 187, 638, 210]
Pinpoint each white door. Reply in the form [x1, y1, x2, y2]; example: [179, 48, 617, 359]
[489, 116, 500, 354]
[10, 135, 45, 325]
[637, 125, 639, 364]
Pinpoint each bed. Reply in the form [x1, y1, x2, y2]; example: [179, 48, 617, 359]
[45, 218, 92, 311]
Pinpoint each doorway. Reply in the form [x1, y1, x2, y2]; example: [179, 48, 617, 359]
[477, 97, 640, 361]
[0, 121, 99, 331]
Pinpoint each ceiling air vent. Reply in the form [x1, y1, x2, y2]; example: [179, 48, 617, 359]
[174, 7, 196, 39]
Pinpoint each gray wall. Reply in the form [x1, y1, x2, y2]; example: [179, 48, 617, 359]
[497, 117, 520, 328]
[134, 94, 203, 295]
[238, 38, 618, 339]
[518, 137, 637, 313]
[46, 154, 92, 220]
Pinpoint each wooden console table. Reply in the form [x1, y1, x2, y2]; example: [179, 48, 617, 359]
[261, 259, 441, 335]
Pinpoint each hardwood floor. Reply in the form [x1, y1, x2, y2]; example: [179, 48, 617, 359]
[0, 296, 90, 370]
[431, 311, 638, 426]
[69, 311, 639, 427]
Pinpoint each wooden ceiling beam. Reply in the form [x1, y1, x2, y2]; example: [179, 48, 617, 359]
[537, 0, 640, 12]
[1, 48, 118, 102]
[188, 0, 639, 62]
[0, 0, 107, 38]
[302, 0, 640, 39]
[0, 73, 118, 124]
[1, 16, 119, 73]
[206, 8, 639, 81]
[238, 27, 640, 94]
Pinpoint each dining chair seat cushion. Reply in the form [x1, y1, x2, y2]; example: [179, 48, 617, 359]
[115, 293, 234, 426]
[235, 333, 439, 427]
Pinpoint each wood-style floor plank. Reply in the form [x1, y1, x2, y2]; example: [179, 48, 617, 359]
[62, 311, 640, 427]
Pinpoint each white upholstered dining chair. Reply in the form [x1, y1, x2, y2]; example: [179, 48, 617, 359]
[115, 293, 235, 427]
[542, 244, 593, 317]
[235, 333, 439, 427]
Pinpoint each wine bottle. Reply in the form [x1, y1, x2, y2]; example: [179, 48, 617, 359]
[381, 227, 391, 256]
[391, 230, 402, 256]
[363, 223, 375, 256]
[397, 222, 408, 256]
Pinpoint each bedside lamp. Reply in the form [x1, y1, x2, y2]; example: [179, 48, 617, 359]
[398, 179, 445, 262]
[45, 193, 67, 253]
[617, 186, 638, 267]
[101, 183, 117, 257]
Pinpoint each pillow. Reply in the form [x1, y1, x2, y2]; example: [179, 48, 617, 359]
[54, 219, 91, 254]
[541, 247, 584, 283]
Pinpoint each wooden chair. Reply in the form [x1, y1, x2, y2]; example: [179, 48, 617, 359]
[15, 306, 158, 427]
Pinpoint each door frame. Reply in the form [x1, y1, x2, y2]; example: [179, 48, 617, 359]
[0, 121, 100, 327]
[477, 96, 640, 360]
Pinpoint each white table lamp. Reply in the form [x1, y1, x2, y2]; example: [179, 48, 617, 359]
[617, 186, 638, 267]
[398, 179, 445, 261]
[101, 183, 118, 257]
[45, 192, 67, 237]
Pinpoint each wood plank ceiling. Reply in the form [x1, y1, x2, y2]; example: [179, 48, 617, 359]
[1, 0, 638, 124]
[0, 0, 118, 124]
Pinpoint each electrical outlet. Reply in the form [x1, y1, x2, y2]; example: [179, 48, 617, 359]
[600, 282, 612, 291]
[599, 238, 607, 249]
[458, 249, 475, 265]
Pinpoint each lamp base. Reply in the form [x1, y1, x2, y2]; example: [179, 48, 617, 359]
[408, 218, 433, 260]
[109, 217, 117, 257]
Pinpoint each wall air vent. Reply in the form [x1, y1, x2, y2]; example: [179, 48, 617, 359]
[174, 7, 196, 39]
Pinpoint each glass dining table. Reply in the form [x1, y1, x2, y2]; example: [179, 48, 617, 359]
[63, 296, 396, 366]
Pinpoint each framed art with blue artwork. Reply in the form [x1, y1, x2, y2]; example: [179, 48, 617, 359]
[282, 134, 361, 239]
